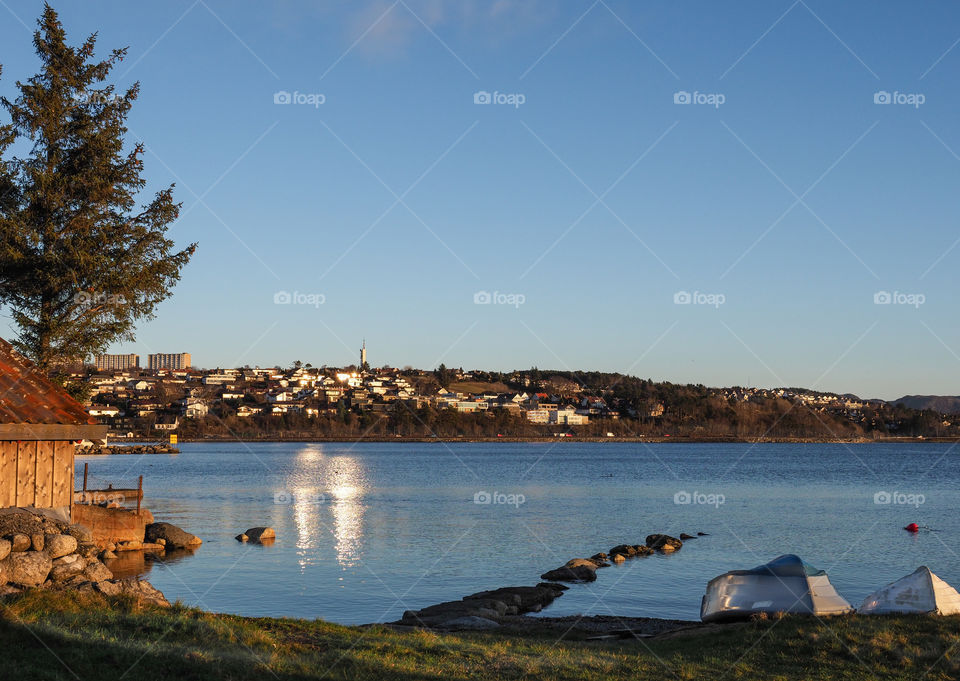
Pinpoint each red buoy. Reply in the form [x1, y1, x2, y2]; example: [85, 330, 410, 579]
[905, 523, 919, 533]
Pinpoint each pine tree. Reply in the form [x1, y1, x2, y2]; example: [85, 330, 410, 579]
[0, 5, 195, 368]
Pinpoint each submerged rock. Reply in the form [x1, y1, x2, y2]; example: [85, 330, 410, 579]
[541, 558, 598, 583]
[645, 534, 683, 551]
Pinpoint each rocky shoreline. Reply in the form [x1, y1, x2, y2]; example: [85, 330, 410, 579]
[154, 435, 953, 444]
[0, 509, 169, 605]
[391, 532, 706, 632]
[78, 444, 180, 455]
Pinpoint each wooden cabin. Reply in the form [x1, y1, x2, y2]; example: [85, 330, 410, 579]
[0, 338, 106, 519]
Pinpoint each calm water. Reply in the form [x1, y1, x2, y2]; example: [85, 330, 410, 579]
[76, 442, 960, 624]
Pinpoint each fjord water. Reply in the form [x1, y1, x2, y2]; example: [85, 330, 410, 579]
[78, 442, 960, 624]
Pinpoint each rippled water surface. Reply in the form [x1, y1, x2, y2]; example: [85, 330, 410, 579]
[77, 442, 960, 624]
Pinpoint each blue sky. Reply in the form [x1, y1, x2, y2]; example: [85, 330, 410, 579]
[1, 0, 959, 399]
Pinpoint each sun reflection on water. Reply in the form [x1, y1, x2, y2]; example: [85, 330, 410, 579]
[290, 445, 367, 569]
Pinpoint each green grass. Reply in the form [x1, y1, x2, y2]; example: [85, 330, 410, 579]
[2, 590, 959, 680]
[447, 381, 512, 395]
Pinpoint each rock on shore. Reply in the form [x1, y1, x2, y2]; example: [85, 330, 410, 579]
[398, 583, 568, 629]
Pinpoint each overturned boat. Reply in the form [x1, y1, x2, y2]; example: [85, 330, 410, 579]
[701, 554, 852, 622]
[858, 566, 960, 615]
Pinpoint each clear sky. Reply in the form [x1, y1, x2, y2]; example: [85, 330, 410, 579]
[1, 0, 958, 400]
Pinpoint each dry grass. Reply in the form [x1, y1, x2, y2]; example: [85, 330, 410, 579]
[2, 590, 959, 680]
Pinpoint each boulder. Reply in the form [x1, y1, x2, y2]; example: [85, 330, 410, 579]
[634, 545, 654, 556]
[590, 552, 609, 561]
[78, 543, 99, 560]
[0, 539, 10, 562]
[95, 580, 122, 597]
[541, 558, 598, 583]
[116, 578, 170, 607]
[49, 554, 87, 582]
[439, 616, 500, 630]
[30, 533, 44, 552]
[65, 524, 94, 544]
[235, 534, 248, 543]
[83, 560, 113, 583]
[611, 553, 626, 563]
[9, 534, 30, 552]
[0, 584, 22, 597]
[4, 551, 52, 586]
[242, 527, 275, 544]
[610, 544, 637, 557]
[679, 533, 696, 540]
[45, 534, 78, 559]
[645, 534, 683, 551]
[144, 523, 201, 549]
[697, 532, 709, 536]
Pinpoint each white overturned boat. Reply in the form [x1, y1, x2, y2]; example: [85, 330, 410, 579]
[701, 554, 852, 622]
[858, 566, 960, 615]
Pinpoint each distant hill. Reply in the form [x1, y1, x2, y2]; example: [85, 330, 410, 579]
[893, 395, 960, 413]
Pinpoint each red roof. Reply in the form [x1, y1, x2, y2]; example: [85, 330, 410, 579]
[0, 338, 95, 425]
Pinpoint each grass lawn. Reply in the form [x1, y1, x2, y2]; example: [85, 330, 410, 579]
[447, 381, 512, 395]
[2, 590, 959, 680]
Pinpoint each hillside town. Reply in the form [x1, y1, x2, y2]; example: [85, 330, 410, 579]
[75, 344, 954, 440]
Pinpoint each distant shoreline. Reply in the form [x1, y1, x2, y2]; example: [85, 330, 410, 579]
[115, 435, 960, 445]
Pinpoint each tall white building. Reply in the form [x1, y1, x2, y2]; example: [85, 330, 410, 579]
[94, 354, 139, 371]
[360, 340, 367, 368]
[148, 352, 191, 371]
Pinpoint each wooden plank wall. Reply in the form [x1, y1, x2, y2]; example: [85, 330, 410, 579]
[53, 441, 73, 508]
[0, 440, 74, 509]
